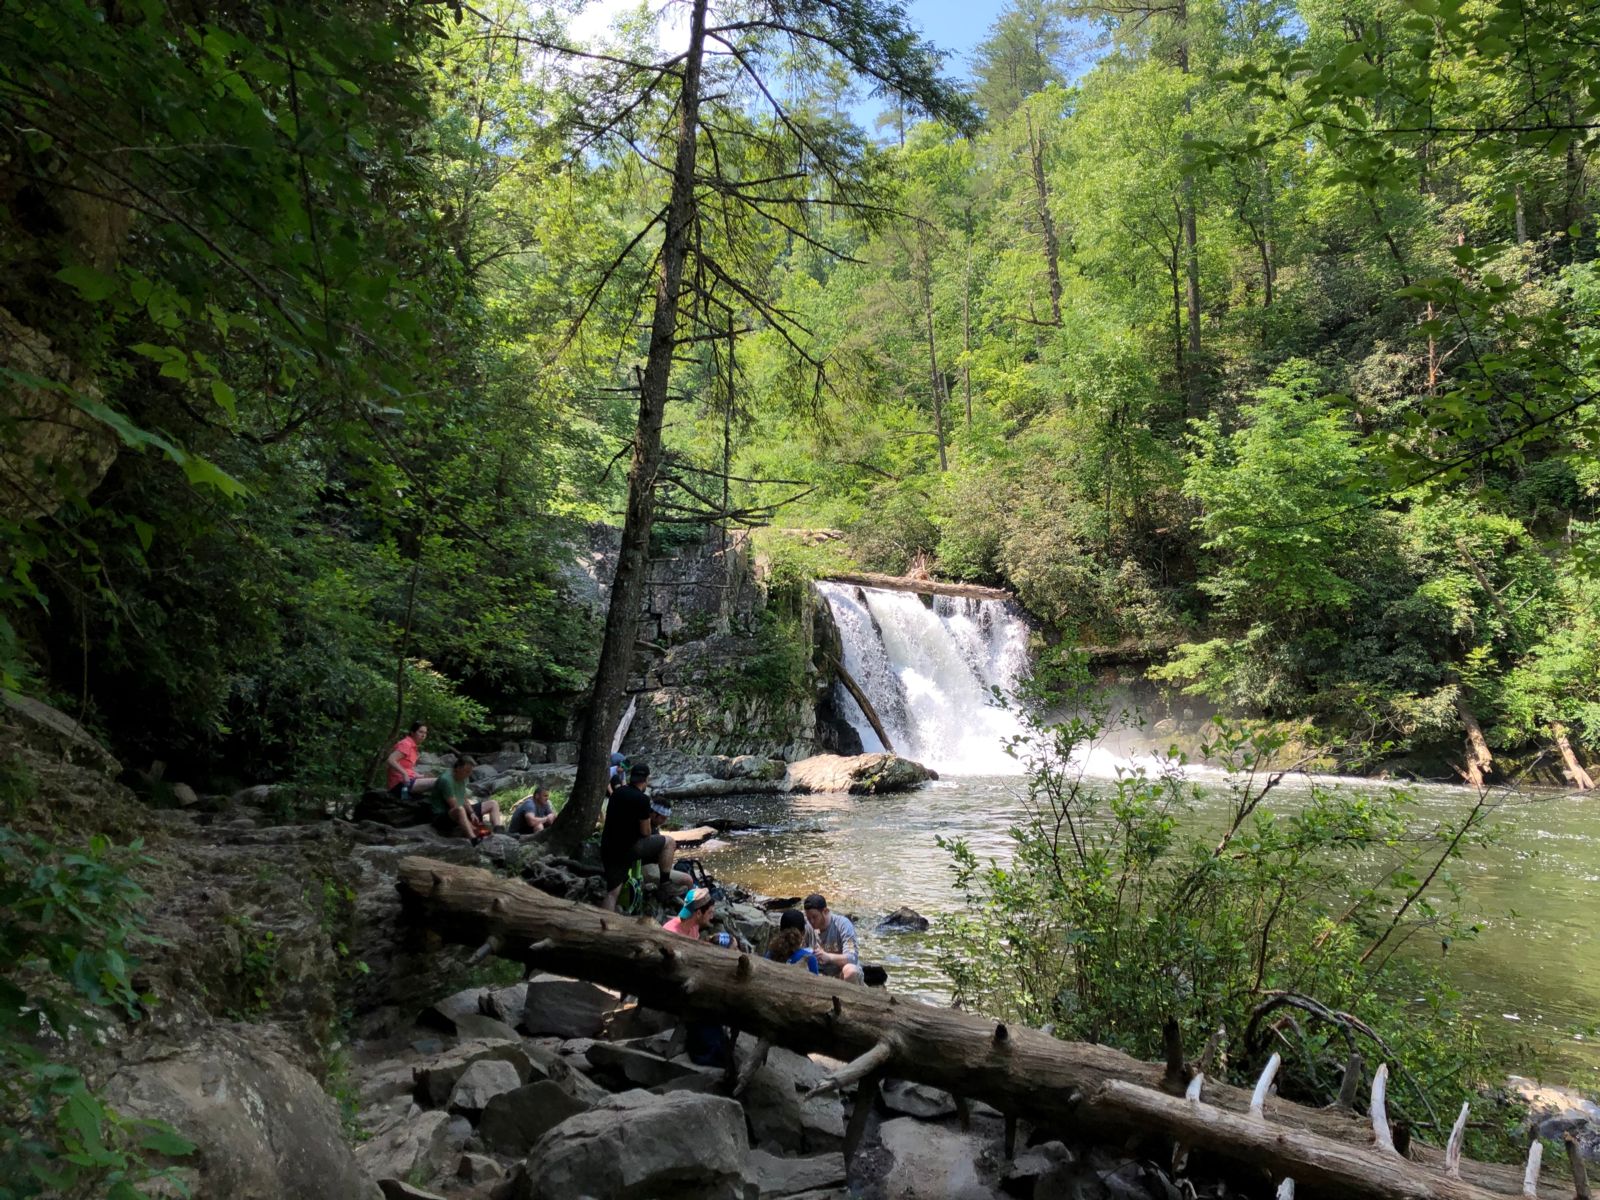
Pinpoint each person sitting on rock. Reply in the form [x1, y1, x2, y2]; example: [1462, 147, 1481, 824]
[661, 888, 734, 1066]
[431, 756, 504, 845]
[507, 785, 555, 835]
[803, 893, 862, 983]
[767, 908, 819, 973]
[662, 886, 719, 938]
[386, 721, 438, 802]
[599, 762, 677, 911]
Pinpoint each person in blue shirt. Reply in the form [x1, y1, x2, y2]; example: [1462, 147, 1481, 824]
[802, 893, 861, 983]
[766, 908, 819, 973]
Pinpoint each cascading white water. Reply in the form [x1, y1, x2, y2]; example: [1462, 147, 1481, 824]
[817, 582, 1031, 775]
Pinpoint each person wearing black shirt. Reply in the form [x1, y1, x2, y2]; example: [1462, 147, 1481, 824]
[599, 762, 676, 911]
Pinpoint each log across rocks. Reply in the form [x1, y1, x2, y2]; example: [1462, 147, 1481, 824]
[818, 570, 1014, 602]
[396, 857, 1527, 1200]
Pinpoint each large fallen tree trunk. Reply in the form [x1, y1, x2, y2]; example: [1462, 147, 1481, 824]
[828, 656, 895, 753]
[819, 571, 1013, 602]
[397, 857, 1526, 1199]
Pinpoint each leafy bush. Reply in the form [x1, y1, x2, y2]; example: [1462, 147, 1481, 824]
[937, 661, 1515, 1159]
[0, 828, 194, 1198]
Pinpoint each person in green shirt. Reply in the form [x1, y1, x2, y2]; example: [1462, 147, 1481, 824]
[431, 757, 504, 845]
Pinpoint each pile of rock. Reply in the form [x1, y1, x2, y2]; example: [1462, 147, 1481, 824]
[343, 974, 1203, 1200]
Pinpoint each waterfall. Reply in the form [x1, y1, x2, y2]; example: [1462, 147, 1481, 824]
[817, 582, 1031, 776]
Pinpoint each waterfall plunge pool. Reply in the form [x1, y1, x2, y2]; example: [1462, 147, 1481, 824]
[686, 581, 1600, 1081]
[674, 773, 1600, 1082]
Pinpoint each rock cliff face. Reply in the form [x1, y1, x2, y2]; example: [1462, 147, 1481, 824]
[609, 529, 844, 762]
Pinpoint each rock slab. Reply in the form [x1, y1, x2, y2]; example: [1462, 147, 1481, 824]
[516, 1090, 749, 1200]
[102, 1026, 380, 1200]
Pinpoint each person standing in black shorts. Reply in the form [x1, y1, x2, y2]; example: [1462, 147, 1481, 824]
[599, 763, 676, 911]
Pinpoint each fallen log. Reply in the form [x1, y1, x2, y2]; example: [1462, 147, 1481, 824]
[829, 656, 895, 753]
[396, 857, 1525, 1199]
[819, 571, 1013, 602]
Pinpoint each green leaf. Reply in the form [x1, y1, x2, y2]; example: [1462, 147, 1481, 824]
[210, 379, 238, 417]
[57, 265, 119, 303]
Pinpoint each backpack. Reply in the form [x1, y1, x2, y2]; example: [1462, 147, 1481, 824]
[673, 856, 726, 903]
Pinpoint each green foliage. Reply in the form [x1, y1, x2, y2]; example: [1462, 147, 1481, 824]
[937, 667, 1514, 1156]
[0, 829, 194, 1198]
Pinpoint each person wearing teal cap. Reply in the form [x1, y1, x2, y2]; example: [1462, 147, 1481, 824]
[662, 887, 716, 938]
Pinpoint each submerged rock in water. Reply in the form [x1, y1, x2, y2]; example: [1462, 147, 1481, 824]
[788, 752, 932, 795]
[879, 905, 930, 933]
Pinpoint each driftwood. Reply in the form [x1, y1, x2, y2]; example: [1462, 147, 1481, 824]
[1552, 723, 1596, 791]
[396, 857, 1528, 1199]
[819, 570, 1013, 602]
[828, 657, 895, 752]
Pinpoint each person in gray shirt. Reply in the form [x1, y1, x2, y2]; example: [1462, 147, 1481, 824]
[802, 892, 862, 983]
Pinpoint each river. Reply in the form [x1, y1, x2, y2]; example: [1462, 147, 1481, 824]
[674, 771, 1600, 1084]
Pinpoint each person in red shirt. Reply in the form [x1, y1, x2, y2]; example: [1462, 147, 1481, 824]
[386, 721, 439, 801]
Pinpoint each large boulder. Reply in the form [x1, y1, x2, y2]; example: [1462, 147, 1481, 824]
[102, 1027, 379, 1200]
[748, 1149, 847, 1198]
[871, 1116, 1003, 1200]
[513, 1090, 749, 1200]
[357, 1111, 470, 1192]
[787, 753, 932, 795]
[740, 1048, 844, 1154]
[522, 973, 619, 1038]
[478, 1080, 591, 1156]
[447, 1058, 521, 1116]
[412, 1039, 536, 1107]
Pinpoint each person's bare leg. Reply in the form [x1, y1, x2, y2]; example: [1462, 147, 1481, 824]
[413, 775, 438, 795]
[656, 834, 676, 875]
[453, 805, 475, 838]
[841, 962, 863, 984]
[601, 885, 621, 912]
[483, 799, 503, 831]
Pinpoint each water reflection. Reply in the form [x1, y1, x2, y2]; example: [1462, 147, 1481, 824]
[676, 775, 1600, 1082]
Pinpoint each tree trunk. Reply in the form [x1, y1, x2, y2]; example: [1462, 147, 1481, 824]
[1454, 695, 1494, 790]
[1176, 2, 1202, 417]
[921, 264, 949, 472]
[396, 857, 1527, 1200]
[962, 240, 973, 429]
[1025, 111, 1063, 326]
[819, 571, 1012, 601]
[546, 0, 710, 856]
[830, 657, 895, 753]
[1552, 723, 1596, 791]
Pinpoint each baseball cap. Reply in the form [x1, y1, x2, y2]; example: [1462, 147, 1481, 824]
[610, 752, 626, 766]
[803, 893, 827, 911]
[679, 888, 715, 919]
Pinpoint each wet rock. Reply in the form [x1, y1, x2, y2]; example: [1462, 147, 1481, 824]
[788, 752, 932, 795]
[748, 1149, 847, 1197]
[727, 754, 786, 782]
[448, 1058, 521, 1117]
[102, 1026, 380, 1200]
[470, 764, 500, 783]
[479, 1080, 591, 1156]
[878, 906, 930, 933]
[513, 1090, 749, 1200]
[357, 1109, 469, 1191]
[484, 750, 530, 773]
[522, 973, 619, 1038]
[881, 1079, 957, 1119]
[412, 1039, 535, 1108]
[172, 782, 200, 807]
